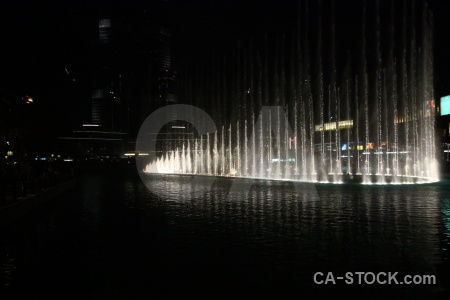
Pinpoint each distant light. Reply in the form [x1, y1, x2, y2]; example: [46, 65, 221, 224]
[24, 96, 33, 104]
[441, 95, 450, 116]
[124, 152, 149, 156]
[271, 158, 295, 162]
[429, 99, 435, 108]
[171, 126, 185, 129]
[64, 159, 73, 162]
[7, 151, 13, 156]
[83, 124, 100, 127]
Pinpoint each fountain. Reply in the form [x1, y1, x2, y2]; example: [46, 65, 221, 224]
[140, 1, 438, 184]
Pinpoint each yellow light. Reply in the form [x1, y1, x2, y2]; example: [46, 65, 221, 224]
[7, 151, 13, 156]
[51, 154, 54, 158]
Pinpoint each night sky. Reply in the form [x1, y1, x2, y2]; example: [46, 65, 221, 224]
[1, 0, 450, 154]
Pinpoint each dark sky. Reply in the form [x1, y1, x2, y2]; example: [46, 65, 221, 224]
[0, 0, 94, 148]
[428, 0, 450, 96]
[1, 0, 450, 151]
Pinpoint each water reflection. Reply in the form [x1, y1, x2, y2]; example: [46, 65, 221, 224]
[0, 249, 16, 287]
[139, 175, 443, 272]
[0, 172, 449, 298]
[441, 197, 450, 249]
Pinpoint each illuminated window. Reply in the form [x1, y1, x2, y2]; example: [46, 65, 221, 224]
[99, 19, 111, 43]
[315, 120, 353, 132]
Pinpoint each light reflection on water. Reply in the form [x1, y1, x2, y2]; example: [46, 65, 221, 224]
[141, 175, 442, 254]
[442, 197, 450, 252]
[135, 174, 449, 296]
[0, 171, 449, 298]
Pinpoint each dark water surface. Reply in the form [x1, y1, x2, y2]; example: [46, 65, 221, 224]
[1, 168, 450, 299]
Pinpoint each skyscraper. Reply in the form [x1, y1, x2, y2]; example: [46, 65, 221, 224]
[61, 0, 177, 158]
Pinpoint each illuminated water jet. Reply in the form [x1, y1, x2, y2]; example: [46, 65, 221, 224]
[142, 1, 438, 185]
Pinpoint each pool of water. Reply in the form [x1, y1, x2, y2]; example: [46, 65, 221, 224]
[1, 168, 450, 299]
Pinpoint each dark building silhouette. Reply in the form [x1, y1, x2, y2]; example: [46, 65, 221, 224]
[61, 0, 177, 159]
[94, 0, 176, 143]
